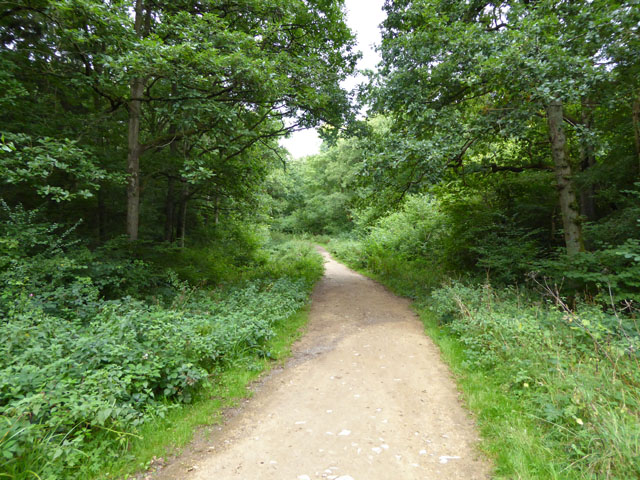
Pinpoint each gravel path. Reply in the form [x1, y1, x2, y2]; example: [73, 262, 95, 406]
[152, 247, 491, 479]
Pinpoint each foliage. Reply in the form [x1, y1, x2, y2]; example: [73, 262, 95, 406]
[534, 188, 640, 305]
[273, 135, 366, 235]
[365, 0, 640, 255]
[104, 301, 314, 480]
[430, 282, 640, 478]
[329, 192, 546, 291]
[0, 202, 323, 479]
[0, 204, 160, 318]
[0, 278, 313, 479]
[0, 133, 110, 203]
[0, 0, 358, 243]
[259, 238, 325, 285]
[536, 238, 640, 305]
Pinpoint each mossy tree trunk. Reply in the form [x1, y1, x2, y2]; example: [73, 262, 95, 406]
[547, 100, 585, 255]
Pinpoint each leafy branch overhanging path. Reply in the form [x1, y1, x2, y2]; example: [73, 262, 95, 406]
[154, 248, 491, 479]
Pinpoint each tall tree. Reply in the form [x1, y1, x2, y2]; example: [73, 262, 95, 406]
[1, 0, 359, 241]
[126, 0, 149, 240]
[370, 0, 638, 254]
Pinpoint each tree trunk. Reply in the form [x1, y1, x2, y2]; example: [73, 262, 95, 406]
[546, 100, 584, 255]
[164, 84, 179, 242]
[579, 99, 597, 222]
[97, 185, 106, 243]
[633, 92, 640, 173]
[126, 78, 144, 241]
[126, 0, 147, 241]
[214, 194, 220, 225]
[179, 183, 188, 248]
[164, 177, 175, 242]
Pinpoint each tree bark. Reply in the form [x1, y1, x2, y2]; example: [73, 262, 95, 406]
[179, 183, 188, 248]
[126, 0, 147, 241]
[97, 185, 106, 243]
[579, 99, 597, 222]
[546, 100, 584, 255]
[633, 92, 640, 173]
[164, 83, 179, 242]
[214, 194, 220, 225]
[126, 78, 144, 241]
[164, 176, 175, 242]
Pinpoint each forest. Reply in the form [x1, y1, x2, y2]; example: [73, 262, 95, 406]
[1, 0, 639, 479]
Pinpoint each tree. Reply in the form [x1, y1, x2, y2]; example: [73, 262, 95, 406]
[370, 0, 639, 255]
[1, 0, 359, 241]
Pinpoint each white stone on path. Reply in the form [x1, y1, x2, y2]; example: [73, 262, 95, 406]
[439, 455, 462, 464]
[338, 429, 351, 436]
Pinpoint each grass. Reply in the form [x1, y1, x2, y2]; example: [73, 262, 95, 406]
[101, 306, 311, 480]
[417, 308, 569, 479]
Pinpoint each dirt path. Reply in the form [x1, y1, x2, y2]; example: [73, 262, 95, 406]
[152, 248, 491, 479]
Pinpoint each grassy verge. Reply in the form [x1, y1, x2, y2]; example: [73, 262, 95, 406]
[418, 309, 564, 479]
[103, 306, 311, 479]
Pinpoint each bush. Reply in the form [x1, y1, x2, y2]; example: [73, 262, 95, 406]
[536, 238, 640, 306]
[328, 236, 367, 270]
[0, 205, 324, 479]
[0, 277, 312, 479]
[257, 238, 324, 285]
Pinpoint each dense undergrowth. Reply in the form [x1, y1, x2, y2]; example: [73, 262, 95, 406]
[326, 193, 640, 479]
[430, 283, 640, 478]
[0, 205, 323, 480]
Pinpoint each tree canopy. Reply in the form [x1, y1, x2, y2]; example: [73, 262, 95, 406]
[1, 0, 359, 241]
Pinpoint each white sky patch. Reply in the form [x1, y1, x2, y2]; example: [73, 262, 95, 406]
[280, 0, 386, 159]
[280, 128, 323, 159]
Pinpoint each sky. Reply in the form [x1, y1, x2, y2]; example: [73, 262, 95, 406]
[279, 0, 387, 159]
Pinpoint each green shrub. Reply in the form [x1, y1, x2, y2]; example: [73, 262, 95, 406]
[536, 238, 640, 305]
[0, 277, 311, 479]
[328, 236, 367, 270]
[257, 238, 324, 285]
[363, 195, 447, 263]
[0, 205, 324, 479]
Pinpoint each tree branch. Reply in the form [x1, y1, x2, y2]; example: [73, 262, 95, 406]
[486, 163, 553, 173]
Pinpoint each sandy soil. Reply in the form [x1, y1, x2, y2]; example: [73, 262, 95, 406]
[151, 248, 491, 480]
